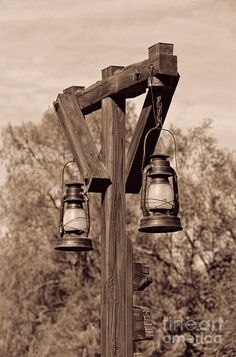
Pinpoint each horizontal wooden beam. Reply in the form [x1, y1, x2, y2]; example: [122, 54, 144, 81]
[75, 43, 177, 114]
[125, 74, 179, 193]
[55, 92, 111, 192]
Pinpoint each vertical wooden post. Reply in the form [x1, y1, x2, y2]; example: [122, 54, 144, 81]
[101, 66, 133, 357]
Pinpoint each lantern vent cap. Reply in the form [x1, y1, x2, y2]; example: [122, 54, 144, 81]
[149, 153, 170, 160]
[148, 154, 172, 177]
[64, 181, 85, 202]
[65, 180, 85, 187]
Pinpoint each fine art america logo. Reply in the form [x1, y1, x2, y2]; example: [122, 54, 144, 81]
[163, 316, 223, 345]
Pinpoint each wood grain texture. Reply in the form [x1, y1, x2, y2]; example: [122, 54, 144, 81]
[125, 74, 180, 193]
[63, 85, 85, 95]
[76, 43, 177, 115]
[148, 42, 174, 58]
[101, 66, 133, 357]
[55, 92, 111, 192]
[54, 47, 180, 355]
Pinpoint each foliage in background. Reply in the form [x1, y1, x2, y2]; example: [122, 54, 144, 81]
[0, 105, 235, 356]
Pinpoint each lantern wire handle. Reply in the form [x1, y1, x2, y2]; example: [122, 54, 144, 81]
[141, 69, 178, 174]
[61, 159, 76, 196]
[61, 158, 89, 193]
[59, 159, 75, 236]
[60, 158, 89, 203]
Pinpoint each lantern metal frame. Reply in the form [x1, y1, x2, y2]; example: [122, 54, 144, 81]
[139, 153, 182, 233]
[55, 160, 93, 252]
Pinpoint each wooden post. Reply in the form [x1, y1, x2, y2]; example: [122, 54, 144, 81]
[54, 43, 179, 356]
[101, 66, 133, 357]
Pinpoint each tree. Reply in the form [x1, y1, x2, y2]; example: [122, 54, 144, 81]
[0, 109, 102, 356]
[132, 119, 236, 356]
[0, 108, 235, 356]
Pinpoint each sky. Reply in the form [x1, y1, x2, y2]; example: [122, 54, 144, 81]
[0, 0, 235, 154]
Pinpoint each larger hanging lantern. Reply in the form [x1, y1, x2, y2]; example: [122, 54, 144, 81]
[139, 154, 182, 233]
[55, 180, 93, 251]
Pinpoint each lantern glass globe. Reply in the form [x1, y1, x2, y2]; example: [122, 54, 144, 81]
[63, 204, 87, 232]
[147, 177, 174, 211]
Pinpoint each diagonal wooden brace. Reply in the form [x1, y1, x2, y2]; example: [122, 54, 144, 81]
[55, 92, 111, 192]
[125, 74, 179, 193]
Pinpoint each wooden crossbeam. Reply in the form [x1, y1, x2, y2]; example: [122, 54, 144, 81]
[55, 91, 111, 192]
[76, 43, 177, 115]
[125, 74, 179, 193]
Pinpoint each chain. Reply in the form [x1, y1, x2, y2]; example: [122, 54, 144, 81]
[155, 96, 163, 127]
[141, 65, 178, 173]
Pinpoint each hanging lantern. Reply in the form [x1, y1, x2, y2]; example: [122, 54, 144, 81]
[139, 154, 182, 233]
[55, 181, 93, 251]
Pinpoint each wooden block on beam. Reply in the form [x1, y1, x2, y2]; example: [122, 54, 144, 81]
[133, 306, 153, 341]
[63, 86, 85, 95]
[102, 65, 124, 79]
[55, 92, 111, 192]
[133, 263, 153, 291]
[148, 43, 174, 58]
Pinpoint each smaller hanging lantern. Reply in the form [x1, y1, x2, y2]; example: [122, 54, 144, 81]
[139, 154, 182, 233]
[55, 181, 93, 251]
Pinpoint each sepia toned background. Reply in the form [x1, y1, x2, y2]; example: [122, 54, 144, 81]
[0, 1, 235, 356]
[0, 0, 235, 146]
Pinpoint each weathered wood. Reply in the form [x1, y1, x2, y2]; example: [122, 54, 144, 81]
[101, 65, 125, 78]
[55, 92, 111, 192]
[148, 42, 174, 58]
[76, 43, 177, 114]
[127, 238, 134, 353]
[133, 263, 153, 291]
[63, 85, 85, 95]
[54, 46, 180, 355]
[101, 66, 133, 357]
[133, 306, 153, 341]
[125, 74, 179, 193]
